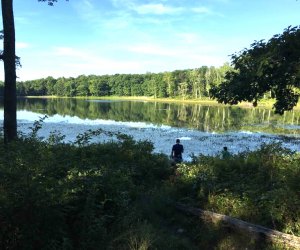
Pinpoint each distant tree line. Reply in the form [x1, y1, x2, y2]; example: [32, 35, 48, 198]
[14, 64, 232, 99]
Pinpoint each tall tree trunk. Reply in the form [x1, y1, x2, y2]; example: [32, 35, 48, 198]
[1, 0, 17, 143]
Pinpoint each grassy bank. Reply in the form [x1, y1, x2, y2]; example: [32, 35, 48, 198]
[0, 123, 299, 249]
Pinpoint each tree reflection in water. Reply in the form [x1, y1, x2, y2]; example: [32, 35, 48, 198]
[12, 98, 300, 134]
[0, 98, 299, 159]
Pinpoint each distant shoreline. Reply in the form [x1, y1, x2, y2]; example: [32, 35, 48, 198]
[22, 95, 300, 111]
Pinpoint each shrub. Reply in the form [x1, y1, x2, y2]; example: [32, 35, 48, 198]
[176, 143, 300, 236]
[0, 129, 171, 249]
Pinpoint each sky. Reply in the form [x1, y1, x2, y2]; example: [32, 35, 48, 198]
[0, 0, 299, 81]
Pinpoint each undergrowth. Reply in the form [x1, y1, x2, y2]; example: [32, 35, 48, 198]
[175, 143, 300, 237]
[0, 119, 299, 249]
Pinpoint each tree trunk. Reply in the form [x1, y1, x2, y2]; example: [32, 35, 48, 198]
[176, 203, 300, 249]
[1, 0, 17, 143]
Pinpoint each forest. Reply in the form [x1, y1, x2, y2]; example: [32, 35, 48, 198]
[5, 64, 232, 99]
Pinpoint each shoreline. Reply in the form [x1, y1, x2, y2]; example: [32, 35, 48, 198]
[23, 95, 300, 111]
[7, 119, 300, 161]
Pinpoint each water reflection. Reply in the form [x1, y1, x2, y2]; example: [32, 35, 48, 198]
[0, 97, 299, 134]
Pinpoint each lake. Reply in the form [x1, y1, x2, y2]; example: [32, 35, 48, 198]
[0, 98, 300, 160]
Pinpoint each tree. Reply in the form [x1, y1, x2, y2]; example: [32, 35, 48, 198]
[1, 0, 67, 143]
[188, 69, 200, 99]
[211, 26, 300, 114]
[163, 71, 175, 97]
[1, 0, 16, 143]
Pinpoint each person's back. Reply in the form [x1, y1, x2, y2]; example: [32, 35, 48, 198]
[171, 139, 184, 163]
[221, 146, 231, 159]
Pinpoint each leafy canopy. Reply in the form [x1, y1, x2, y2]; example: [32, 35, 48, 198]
[211, 26, 300, 114]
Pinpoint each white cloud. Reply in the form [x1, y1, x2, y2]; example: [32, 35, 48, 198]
[12, 45, 146, 80]
[16, 58, 144, 81]
[8, 29, 235, 81]
[125, 39, 229, 70]
[111, 0, 184, 15]
[75, 0, 215, 35]
[74, 0, 131, 31]
[10, 39, 228, 81]
[133, 3, 183, 15]
[110, 1, 215, 16]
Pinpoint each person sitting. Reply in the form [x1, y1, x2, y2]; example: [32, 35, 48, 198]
[171, 139, 184, 164]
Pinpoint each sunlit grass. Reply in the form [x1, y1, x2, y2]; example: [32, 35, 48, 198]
[175, 144, 300, 237]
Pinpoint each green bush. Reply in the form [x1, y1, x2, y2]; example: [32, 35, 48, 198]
[176, 143, 300, 236]
[0, 129, 171, 249]
[0, 121, 298, 249]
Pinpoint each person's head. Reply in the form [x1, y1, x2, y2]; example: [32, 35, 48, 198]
[223, 146, 227, 151]
[176, 139, 180, 144]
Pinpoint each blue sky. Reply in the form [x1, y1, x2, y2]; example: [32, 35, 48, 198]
[1, 0, 300, 81]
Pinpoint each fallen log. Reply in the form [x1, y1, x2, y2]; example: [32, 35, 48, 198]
[176, 203, 300, 249]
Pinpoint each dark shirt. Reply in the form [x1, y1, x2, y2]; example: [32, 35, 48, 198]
[172, 144, 184, 158]
[222, 150, 231, 159]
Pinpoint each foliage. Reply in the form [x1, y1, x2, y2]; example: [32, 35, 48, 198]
[0, 118, 299, 249]
[15, 65, 232, 100]
[211, 26, 300, 114]
[175, 143, 300, 237]
[0, 125, 172, 249]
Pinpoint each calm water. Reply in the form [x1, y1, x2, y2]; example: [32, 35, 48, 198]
[0, 98, 299, 159]
[10, 98, 300, 132]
